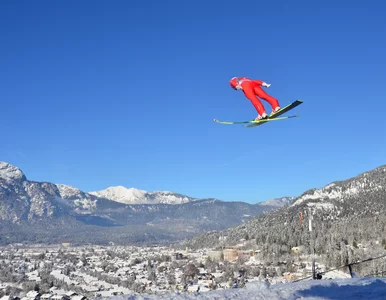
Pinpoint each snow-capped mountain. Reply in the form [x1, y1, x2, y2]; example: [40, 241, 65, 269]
[0, 161, 67, 222]
[259, 197, 295, 207]
[89, 186, 197, 205]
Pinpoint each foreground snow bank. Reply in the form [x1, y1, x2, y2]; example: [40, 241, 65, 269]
[103, 277, 386, 300]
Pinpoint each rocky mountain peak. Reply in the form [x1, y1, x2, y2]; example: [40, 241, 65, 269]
[0, 161, 26, 182]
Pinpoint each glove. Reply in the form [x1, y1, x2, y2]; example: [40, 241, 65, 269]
[262, 82, 271, 88]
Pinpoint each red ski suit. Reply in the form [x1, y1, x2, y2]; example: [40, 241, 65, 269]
[230, 77, 280, 116]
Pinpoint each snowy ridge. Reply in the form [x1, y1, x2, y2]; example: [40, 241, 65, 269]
[260, 197, 294, 207]
[291, 168, 385, 208]
[0, 162, 26, 182]
[56, 184, 97, 210]
[306, 202, 335, 210]
[56, 184, 86, 198]
[89, 186, 198, 205]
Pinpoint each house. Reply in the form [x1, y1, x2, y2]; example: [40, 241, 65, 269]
[50, 295, 69, 300]
[1, 296, 21, 300]
[223, 249, 238, 262]
[78, 285, 99, 293]
[207, 251, 222, 261]
[26, 291, 40, 300]
[64, 292, 77, 298]
[71, 296, 87, 300]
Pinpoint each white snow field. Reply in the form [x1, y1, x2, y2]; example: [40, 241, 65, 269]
[104, 277, 386, 299]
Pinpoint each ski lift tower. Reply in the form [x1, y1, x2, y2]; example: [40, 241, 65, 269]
[308, 206, 316, 280]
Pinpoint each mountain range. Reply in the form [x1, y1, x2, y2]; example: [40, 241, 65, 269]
[0, 161, 290, 245]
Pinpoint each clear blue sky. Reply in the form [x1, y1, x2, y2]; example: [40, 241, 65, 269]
[1, 0, 386, 203]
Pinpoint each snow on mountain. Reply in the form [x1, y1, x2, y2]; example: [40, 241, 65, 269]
[56, 184, 97, 211]
[291, 166, 386, 209]
[0, 162, 26, 182]
[56, 184, 84, 198]
[259, 197, 294, 207]
[89, 186, 198, 205]
[89, 186, 146, 204]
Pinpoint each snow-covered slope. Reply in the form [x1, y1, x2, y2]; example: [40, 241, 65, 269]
[108, 277, 386, 300]
[89, 186, 198, 205]
[259, 197, 294, 207]
[56, 184, 97, 211]
[289, 165, 386, 213]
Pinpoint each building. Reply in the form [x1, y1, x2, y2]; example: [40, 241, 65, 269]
[26, 291, 40, 300]
[223, 249, 238, 262]
[207, 251, 222, 261]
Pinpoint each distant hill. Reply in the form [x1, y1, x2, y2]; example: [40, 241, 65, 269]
[184, 164, 386, 271]
[258, 197, 295, 207]
[89, 186, 198, 205]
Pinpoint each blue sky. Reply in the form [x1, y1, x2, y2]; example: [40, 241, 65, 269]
[1, 0, 386, 204]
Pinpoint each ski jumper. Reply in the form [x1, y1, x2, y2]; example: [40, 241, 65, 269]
[229, 77, 280, 116]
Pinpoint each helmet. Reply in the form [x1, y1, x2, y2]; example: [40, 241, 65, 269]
[229, 77, 239, 90]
